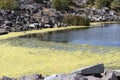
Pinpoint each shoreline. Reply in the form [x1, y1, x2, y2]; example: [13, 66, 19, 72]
[0, 21, 120, 78]
[0, 21, 119, 40]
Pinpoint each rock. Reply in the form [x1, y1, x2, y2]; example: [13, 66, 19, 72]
[76, 76, 101, 80]
[45, 73, 102, 80]
[45, 73, 77, 80]
[29, 24, 36, 29]
[71, 64, 104, 75]
[44, 74, 58, 80]
[102, 72, 118, 80]
[0, 29, 9, 35]
[19, 74, 44, 80]
[39, 22, 44, 28]
[49, 17, 57, 25]
[41, 16, 50, 24]
[0, 76, 17, 80]
[60, 74, 77, 80]
[54, 24, 58, 28]
[114, 70, 120, 78]
[74, 73, 101, 80]
[4, 21, 13, 27]
[44, 24, 51, 28]
[104, 70, 120, 79]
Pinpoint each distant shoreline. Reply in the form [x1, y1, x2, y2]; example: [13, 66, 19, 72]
[0, 21, 119, 40]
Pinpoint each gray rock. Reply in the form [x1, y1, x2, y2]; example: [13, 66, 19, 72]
[19, 74, 44, 80]
[44, 74, 76, 80]
[41, 16, 50, 24]
[71, 64, 104, 75]
[44, 74, 58, 80]
[0, 76, 16, 80]
[102, 72, 118, 80]
[54, 24, 58, 28]
[113, 70, 120, 77]
[45, 73, 102, 80]
[0, 29, 9, 35]
[44, 24, 51, 28]
[77, 76, 101, 80]
[105, 70, 120, 79]
[49, 17, 57, 24]
[74, 73, 102, 80]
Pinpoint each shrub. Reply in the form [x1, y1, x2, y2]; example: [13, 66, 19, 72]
[62, 15, 90, 26]
[96, 0, 113, 9]
[87, 0, 95, 6]
[52, 0, 74, 11]
[111, 0, 120, 11]
[0, 0, 15, 10]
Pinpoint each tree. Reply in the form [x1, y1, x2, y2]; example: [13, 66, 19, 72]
[0, 0, 15, 10]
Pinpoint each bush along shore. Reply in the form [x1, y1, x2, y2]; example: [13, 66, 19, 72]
[0, 0, 120, 35]
[0, 64, 120, 80]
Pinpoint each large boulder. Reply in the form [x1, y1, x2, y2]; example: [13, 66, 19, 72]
[71, 64, 104, 75]
[0, 29, 9, 35]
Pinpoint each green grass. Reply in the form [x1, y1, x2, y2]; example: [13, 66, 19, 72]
[0, 23, 120, 78]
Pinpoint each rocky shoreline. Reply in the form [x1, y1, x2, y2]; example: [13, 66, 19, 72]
[0, 0, 120, 35]
[0, 64, 120, 80]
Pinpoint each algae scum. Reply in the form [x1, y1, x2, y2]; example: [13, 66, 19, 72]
[0, 24, 120, 77]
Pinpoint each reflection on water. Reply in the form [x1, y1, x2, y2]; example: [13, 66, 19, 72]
[19, 24, 120, 46]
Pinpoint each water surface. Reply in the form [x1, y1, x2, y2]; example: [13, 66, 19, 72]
[19, 24, 120, 46]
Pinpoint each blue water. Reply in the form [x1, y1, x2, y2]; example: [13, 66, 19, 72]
[19, 24, 120, 46]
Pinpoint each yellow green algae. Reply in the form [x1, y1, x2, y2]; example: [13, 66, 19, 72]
[0, 22, 120, 78]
